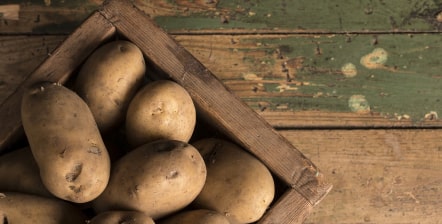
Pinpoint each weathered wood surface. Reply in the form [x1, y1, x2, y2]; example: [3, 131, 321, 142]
[174, 34, 442, 125]
[285, 129, 442, 223]
[1, 1, 441, 127]
[0, 2, 332, 223]
[0, 0, 441, 223]
[0, 0, 441, 33]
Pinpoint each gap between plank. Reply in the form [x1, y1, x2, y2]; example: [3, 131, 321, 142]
[1, 29, 441, 36]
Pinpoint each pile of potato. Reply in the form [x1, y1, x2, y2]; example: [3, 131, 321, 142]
[0, 40, 276, 224]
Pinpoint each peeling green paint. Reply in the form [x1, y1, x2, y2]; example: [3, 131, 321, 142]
[156, 0, 442, 32]
[348, 95, 370, 113]
[237, 34, 442, 121]
[341, 63, 358, 77]
[360, 48, 388, 69]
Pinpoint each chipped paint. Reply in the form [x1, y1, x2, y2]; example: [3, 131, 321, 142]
[360, 48, 388, 69]
[348, 95, 370, 113]
[242, 73, 263, 81]
[424, 111, 438, 120]
[436, 11, 442, 23]
[276, 84, 298, 92]
[230, 34, 442, 121]
[395, 113, 411, 121]
[313, 92, 324, 98]
[276, 104, 289, 110]
[341, 63, 357, 78]
[44, 0, 52, 7]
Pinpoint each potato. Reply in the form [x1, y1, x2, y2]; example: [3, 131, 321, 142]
[192, 138, 275, 224]
[125, 80, 196, 147]
[0, 147, 52, 197]
[89, 211, 154, 224]
[158, 209, 230, 224]
[21, 82, 111, 203]
[74, 40, 146, 133]
[0, 192, 86, 224]
[93, 139, 206, 219]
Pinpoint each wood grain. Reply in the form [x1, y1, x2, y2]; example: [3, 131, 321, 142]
[173, 34, 442, 124]
[259, 188, 313, 224]
[0, 0, 441, 222]
[282, 129, 442, 223]
[1, 0, 441, 34]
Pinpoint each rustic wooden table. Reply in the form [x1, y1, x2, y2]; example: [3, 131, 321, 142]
[1, 1, 441, 223]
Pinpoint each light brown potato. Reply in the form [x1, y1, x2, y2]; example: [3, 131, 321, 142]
[0, 192, 86, 224]
[75, 40, 146, 133]
[21, 82, 111, 203]
[0, 147, 52, 197]
[125, 80, 196, 147]
[89, 211, 155, 224]
[93, 140, 206, 219]
[192, 138, 275, 224]
[158, 209, 230, 224]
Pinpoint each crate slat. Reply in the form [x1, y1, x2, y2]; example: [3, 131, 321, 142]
[259, 188, 313, 224]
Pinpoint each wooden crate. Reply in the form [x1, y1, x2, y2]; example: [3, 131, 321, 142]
[0, 0, 332, 223]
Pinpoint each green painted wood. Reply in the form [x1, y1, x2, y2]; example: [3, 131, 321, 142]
[214, 33, 442, 122]
[0, 0, 441, 34]
[156, 0, 442, 33]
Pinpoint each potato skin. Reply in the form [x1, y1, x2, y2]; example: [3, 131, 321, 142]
[0, 147, 52, 197]
[0, 192, 86, 224]
[75, 40, 146, 133]
[192, 138, 275, 224]
[158, 209, 230, 224]
[89, 211, 155, 224]
[21, 82, 111, 203]
[93, 140, 206, 219]
[125, 80, 196, 147]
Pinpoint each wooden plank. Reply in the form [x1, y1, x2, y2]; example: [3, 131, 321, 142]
[99, 1, 332, 210]
[0, 11, 115, 152]
[173, 34, 442, 124]
[280, 129, 442, 223]
[2, 32, 442, 128]
[257, 111, 442, 128]
[258, 188, 312, 224]
[0, 0, 441, 34]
